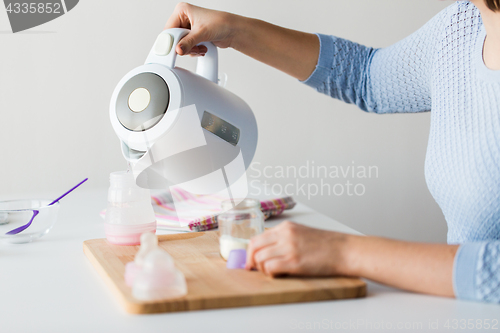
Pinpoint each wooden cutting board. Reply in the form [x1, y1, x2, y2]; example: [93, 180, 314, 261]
[83, 231, 366, 314]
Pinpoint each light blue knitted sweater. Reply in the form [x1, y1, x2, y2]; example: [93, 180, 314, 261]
[303, 1, 500, 303]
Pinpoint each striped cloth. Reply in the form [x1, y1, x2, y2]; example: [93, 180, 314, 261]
[101, 188, 296, 232]
[150, 188, 296, 232]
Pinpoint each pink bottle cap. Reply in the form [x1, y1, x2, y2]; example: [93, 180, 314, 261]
[104, 221, 157, 246]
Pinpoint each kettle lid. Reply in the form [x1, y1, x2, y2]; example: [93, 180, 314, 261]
[116, 72, 170, 131]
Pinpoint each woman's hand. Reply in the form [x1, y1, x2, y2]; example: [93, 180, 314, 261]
[248, 221, 459, 298]
[164, 2, 239, 56]
[245, 221, 352, 277]
[164, 3, 319, 80]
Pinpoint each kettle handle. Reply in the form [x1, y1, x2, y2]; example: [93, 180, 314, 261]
[145, 28, 219, 84]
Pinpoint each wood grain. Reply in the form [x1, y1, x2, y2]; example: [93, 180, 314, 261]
[83, 231, 366, 314]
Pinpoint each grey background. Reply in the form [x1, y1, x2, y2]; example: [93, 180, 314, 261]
[0, 0, 450, 242]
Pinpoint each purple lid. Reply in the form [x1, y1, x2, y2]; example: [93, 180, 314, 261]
[226, 249, 247, 269]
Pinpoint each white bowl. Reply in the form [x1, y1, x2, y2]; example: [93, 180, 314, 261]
[0, 199, 60, 244]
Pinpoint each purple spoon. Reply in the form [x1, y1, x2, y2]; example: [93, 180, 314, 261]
[5, 178, 88, 235]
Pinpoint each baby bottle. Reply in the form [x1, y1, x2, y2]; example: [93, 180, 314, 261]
[218, 198, 265, 260]
[104, 171, 156, 245]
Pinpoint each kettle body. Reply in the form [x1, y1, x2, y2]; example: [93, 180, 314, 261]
[109, 29, 258, 191]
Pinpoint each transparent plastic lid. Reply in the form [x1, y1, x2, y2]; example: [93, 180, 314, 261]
[221, 198, 260, 212]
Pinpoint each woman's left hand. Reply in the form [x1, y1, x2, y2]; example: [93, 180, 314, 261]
[245, 221, 352, 277]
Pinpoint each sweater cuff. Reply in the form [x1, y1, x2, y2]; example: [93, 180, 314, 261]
[453, 242, 483, 301]
[301, 33, 334, 89]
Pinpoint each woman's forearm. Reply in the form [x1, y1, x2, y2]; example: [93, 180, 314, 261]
[246, 221, 459, 298]
[344, 235, 459, 297]
[231, 16, 319, 81]
[165, 4, 319, 81]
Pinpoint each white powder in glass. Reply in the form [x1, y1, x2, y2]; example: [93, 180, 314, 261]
[219, 235, 250, 260]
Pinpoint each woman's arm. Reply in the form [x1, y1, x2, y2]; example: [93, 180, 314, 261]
[245, 221, 459, 297]
[165, 3, 319, 81]
[345, 232, 459, 297]
[167, 3, 460, 114]
[231, 18, 319, 81]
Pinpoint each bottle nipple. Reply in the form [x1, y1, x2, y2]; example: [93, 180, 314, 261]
[124, 232, 187, 300]
[135, 232, 159, 266]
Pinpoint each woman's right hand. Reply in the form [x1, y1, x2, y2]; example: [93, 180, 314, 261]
[165, 2, 319, 81]
[164, 2, 239, 56]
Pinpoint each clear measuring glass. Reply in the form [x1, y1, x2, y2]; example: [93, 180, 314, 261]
[218, 198, 264, 260]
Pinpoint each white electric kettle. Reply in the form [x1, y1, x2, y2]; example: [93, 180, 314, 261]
[110, 28, 258, 193]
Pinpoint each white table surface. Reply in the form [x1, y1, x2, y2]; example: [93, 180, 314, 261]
[1, 188, 498, 333]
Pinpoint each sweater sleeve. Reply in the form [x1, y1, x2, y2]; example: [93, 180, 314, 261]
[453, 241, 500, 303]
[301, 7, 449, 114]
